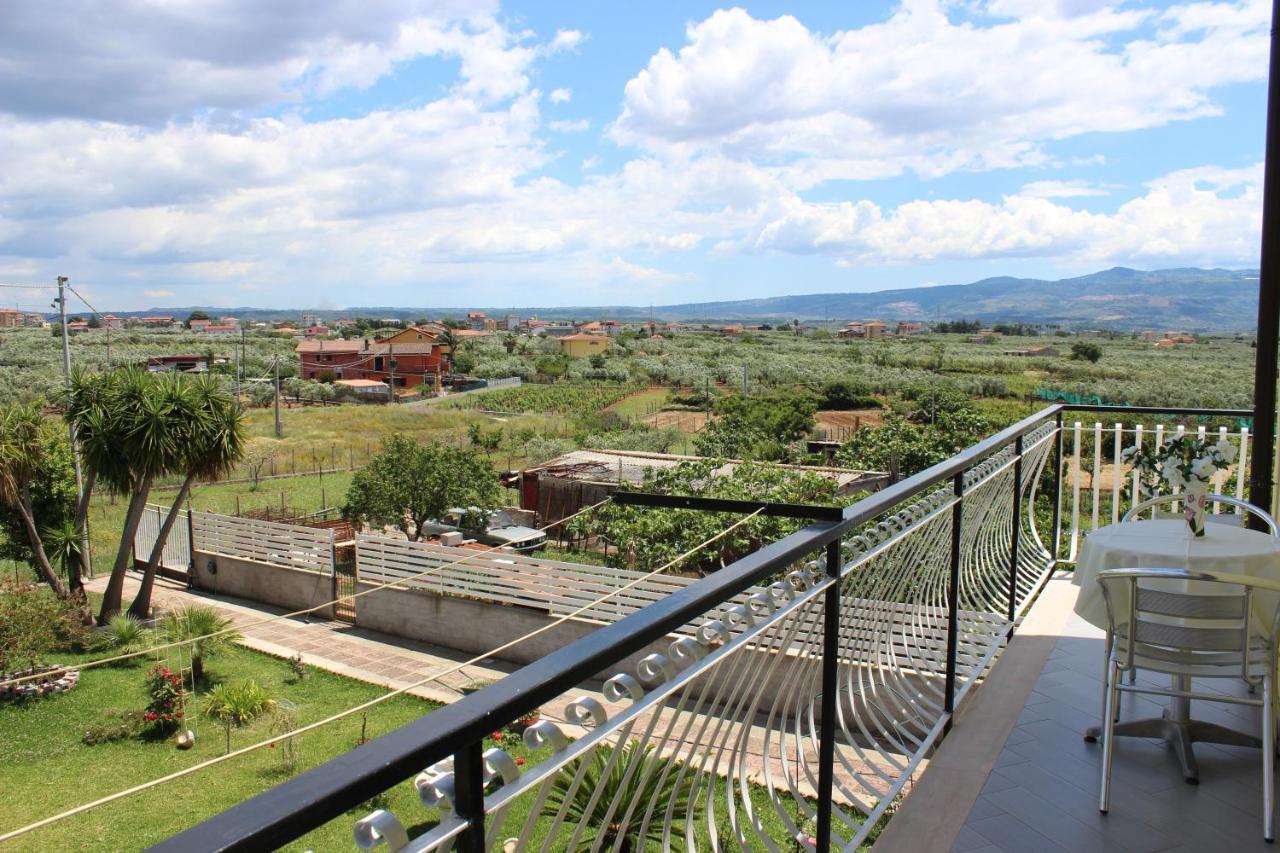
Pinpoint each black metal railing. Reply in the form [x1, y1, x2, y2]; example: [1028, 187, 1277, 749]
[152, 403, 1251, 852]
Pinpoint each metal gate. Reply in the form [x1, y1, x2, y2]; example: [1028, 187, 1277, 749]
[332, 533, 357, 623]
[133, 503, 191, 580]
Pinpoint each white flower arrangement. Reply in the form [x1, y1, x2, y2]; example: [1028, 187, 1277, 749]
[1123, 433, 1237, 496]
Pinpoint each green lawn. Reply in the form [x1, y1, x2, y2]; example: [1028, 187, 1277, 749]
[1, 636, 859, 851]
[0, 644, 440, 851]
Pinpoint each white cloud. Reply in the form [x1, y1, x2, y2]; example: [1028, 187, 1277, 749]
[612, 2, 1268, 184]
[548, 29, 586, 52]
[745, 163, 1262, 266]
[0, 1, 1268, 308]
[1019, 180, 1112, 199]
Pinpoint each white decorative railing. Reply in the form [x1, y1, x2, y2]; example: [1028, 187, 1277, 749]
[191, 511, 333, 573]
[1060, 419, 1252, 562]
[355, 536, 693, 625]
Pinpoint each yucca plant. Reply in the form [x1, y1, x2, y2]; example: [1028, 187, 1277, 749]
[93, 613, 154, 656]
[542, 742, 694, 852]
[162, 604, 241, 682]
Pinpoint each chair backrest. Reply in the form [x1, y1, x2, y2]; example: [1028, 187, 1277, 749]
[1121, 494, 1279, 535]
[1096, 568, 1253, 676]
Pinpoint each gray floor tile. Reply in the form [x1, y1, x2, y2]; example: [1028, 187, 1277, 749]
[967, 813, 1072, 853]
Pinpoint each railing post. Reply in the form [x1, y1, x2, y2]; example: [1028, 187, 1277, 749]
[816, 537, 842, 853]
[1008, 435, 1023, 626]
[1051, 411, 1064, 560]
[945, 472, 964, 722]
[454, 740, 486, 853]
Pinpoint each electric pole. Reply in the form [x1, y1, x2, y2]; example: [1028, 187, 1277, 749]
[742, 364, 749, 397]
[274, 355, 283, 437]
[56, 276, 91, 578]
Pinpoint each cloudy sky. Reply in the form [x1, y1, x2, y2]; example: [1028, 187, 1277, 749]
[0, 0, 1270, 311]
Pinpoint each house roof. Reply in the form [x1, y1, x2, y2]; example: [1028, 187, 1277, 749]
[454, 329, 491, 337]
[335, 379, 388, 388]
[294, 339, 440, 355]
[527, 449, 883, 489]
[560, 333, 608, 341]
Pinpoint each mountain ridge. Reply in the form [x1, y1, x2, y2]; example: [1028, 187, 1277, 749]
[104, 267, 1261, 332]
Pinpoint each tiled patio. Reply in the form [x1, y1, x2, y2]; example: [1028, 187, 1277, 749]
[882, 574, 1275, 852]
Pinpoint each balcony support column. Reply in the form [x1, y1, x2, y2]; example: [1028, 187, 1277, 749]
[1249, 0, 1280, 521]
[944, 472, 965, 723]
[454, 740, 486, 853]
[816, 538, 842, 853]
[1008, 436, 1023, 626]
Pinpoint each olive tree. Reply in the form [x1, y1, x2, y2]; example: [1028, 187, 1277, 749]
[342, 435, 499, 541]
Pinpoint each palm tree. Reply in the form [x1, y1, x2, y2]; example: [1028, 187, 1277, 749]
[69, 368, 192, 623]
[542, 743, 694, 852]
[0, 403, 69, 598]
[162, 603, 242, 683]
[128, 375, 245, 618]
[438, 327, 461, 374]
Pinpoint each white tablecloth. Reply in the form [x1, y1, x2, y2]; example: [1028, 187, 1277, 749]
[1073, 518, 1280, 631]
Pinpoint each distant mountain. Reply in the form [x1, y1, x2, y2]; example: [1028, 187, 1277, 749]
[637, 267, 1261, 331]
[108, 267, 1262, 332]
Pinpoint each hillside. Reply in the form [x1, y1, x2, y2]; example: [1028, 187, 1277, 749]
[643, 267, 1260, 330]
[112, 267, 1261, 332]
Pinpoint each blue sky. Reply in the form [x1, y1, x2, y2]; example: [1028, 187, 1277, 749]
[0, 0, 1270, 310]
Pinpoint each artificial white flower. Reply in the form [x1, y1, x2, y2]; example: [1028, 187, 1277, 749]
[1216, 440, 1238, 464]
[1190, 457, 1216, 481]
[1122, 445, 1138, 460]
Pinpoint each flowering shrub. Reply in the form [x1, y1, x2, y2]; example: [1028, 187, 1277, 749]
[144, 665, 186, 731]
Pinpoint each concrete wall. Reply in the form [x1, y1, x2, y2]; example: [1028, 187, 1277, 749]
[192, 550, 335, 619]
[354, 580, 670, 681]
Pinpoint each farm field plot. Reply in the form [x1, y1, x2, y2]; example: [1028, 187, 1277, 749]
[443, 383, 639, 414]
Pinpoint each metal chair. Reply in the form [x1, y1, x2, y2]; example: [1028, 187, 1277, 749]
[1121, 494, 1279, 535]
[1095, 567, 1280, 841]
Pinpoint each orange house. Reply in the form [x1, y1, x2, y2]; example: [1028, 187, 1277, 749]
[295, 326, 444, 391]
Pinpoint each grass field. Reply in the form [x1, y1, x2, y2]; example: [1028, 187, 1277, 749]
[2, 623, 856, 850]
[1, 643, 439, 851]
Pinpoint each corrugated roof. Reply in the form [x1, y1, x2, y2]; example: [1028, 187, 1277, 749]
[528, 449, 881, 487]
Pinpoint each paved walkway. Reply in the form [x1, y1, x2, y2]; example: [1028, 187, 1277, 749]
[85, 574, 513, 704]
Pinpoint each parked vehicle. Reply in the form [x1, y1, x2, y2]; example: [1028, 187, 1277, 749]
[422, 508, 546, 551]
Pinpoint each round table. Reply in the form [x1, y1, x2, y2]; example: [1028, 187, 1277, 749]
[1072, 518, 1280, 782]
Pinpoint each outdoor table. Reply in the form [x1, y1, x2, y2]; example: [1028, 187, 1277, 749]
[1073, 518, 1280, 783]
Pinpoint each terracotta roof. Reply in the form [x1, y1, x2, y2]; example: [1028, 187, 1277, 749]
[334, 379, 388, 388]
[294, 339, 440, 355]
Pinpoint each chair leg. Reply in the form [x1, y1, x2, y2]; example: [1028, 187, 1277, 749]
[1100, 659, 1119, 814]
[1265, 671, 1275, 843]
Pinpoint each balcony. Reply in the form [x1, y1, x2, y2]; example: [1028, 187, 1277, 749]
[157, 403, 1267, 852]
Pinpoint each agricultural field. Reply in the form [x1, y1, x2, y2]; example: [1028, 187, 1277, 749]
[443, 382, 639, 414]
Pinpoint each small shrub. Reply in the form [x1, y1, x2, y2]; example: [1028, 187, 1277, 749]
[162, 604, 241, 682]
[0, 581, 87, 672]
[205, 679, 274, 726]
[82, 709, 147, 745]
[286, 652, 307, 682]
[93, 613, 154, 657]
[268, 700, 301, 774]
[144, 665, 186, 731]
[819, 379, 879, 410]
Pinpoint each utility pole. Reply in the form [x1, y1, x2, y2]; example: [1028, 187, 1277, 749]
[273, 355, 283, 437]
[742, 364, 749, 397]
[56, 276, 91, 578]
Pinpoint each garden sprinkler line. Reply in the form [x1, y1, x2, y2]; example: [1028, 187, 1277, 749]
[0, 507, 766, 845]
[0, 498, 615, 689]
